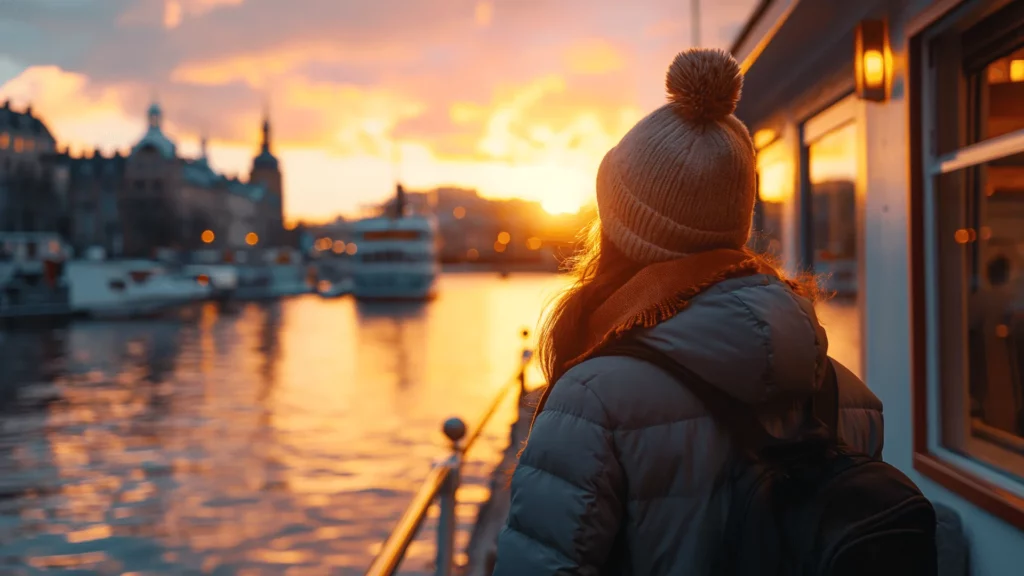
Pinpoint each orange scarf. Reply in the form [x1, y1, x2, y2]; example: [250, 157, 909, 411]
[529, 248, 780, 430]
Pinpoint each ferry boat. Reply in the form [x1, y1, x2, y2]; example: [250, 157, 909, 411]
[734, 0, 1024, 571]
[350, 183, 440, 301]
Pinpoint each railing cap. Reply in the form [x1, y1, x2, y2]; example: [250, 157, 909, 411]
[443, 417, 466, 443]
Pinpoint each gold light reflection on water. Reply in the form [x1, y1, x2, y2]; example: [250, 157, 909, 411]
[0, 273, 571, 573]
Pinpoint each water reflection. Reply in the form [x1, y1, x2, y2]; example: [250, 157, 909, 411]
[0, 273, 568, 575]
[0, 272, 862, 574]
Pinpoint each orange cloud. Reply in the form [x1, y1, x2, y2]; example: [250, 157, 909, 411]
[475, 1, 494, 28]
[564, 39, 626, 75]
[279, 79, 424, 155]
[0, 66, 143, 156]
[170, 42, 418, 88]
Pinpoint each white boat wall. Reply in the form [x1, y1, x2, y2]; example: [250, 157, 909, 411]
[734, 0, 1024, 572]
[351, 214, 439, 301]
[66, 260, 211, 318]
[181, 264, 239, 295]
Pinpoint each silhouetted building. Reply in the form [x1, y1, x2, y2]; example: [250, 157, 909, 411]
[118, 101, 284, 257]
[249, 109, 284, 245]
[48, 149, 127, 255]
[0, 101, 63, 234]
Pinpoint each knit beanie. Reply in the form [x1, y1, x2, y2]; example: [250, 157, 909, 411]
[596, 48, 757, 264]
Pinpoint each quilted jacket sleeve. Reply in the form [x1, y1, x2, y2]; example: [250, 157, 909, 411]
[492, 371, 625, 576]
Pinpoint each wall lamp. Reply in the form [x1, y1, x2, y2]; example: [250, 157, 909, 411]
[855, 19, 889, 102]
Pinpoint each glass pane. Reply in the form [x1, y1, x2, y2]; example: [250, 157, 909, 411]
[980, 46, 1024, 141]
[751, 138, 790, 258]
[807, 121, 858, 298]
[965, 156, 1024, 453]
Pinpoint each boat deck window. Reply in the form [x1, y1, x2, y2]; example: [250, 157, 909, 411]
[362, 230, 423, 241]
[362, 251, 430, 263]
[913, 0, 1024, 528]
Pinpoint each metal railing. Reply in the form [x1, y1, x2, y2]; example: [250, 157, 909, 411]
[365, 329, 534, 576]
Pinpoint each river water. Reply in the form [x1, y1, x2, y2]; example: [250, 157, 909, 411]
[0, 272, 861, 575]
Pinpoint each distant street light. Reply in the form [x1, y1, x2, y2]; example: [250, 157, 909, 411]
[202, 230, 215, 244]
[245, 232, 259, 246]
[497, 231, 511, 245]
[332, 240, 346, 254]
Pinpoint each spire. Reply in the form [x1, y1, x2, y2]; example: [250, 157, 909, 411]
[147, 97, 162, 129]
[200, 133, 209, 161]
[260, 99, 272, 154]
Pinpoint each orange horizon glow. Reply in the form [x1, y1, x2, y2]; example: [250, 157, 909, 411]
[0, 0, 760, 223]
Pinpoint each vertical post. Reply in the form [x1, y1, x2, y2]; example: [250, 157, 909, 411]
[691, 0, 701, 48]
[519, 328, 531, 399]
[436, 417, 466, 576]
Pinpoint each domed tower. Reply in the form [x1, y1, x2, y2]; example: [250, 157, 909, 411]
[249, 107, 283, 243]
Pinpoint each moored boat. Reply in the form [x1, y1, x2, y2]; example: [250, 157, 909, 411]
[351, 183, 440, 301]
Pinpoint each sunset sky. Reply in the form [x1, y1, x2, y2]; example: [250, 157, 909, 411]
[0, 0, 758, 224]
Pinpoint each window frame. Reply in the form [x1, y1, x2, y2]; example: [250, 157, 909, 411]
[797, 94, 865, 377]
[798, 94, 859, 274]
[910, 0, 1024, 528]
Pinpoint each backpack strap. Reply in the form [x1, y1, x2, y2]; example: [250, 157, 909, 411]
[597, 341, 779, 452]
[597, 341, 842, 452]
[812, 359, 840, 442]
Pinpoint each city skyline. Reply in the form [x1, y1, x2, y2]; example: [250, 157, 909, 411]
[0, 0, 758, 224]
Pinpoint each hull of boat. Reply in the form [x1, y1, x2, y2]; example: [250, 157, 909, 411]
[352, 268, 437, 301]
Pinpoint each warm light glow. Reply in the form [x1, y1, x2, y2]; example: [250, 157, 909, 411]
[332, 240, 345, 254]
[493, 241, 506, 253]
[453, 206, 466, 219]
[756, 139, 792, 204]
[196, 273, 210, 287]
[808, 123, 858, 184]
[345, 243, 358, 255]
[526, 237, 542, 250]
[201, 229, 215, 243]
[753, 129, 776, 150]
[862, 49, 885, 88]
[0, 133, 8, 149]
[317, 280, 332, 292]
[245, 232, 259, 246]
[541, 192, 584, 215]
[467, 248, 479, 260]
[954, 229, 970, 244]
[1011, 60, 1024, 82]
[13, 136, 23, 153]
[48, 240, 61, 254]
[497, 231, 511, 245]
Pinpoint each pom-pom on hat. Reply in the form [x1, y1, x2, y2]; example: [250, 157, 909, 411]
[596, 48, 757, 264]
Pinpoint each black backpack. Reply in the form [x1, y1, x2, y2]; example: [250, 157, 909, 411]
[600, 341, 937, 576]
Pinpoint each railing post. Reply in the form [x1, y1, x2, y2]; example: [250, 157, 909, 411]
[436, 417, 466, 576]
[519, 328, 531, 400]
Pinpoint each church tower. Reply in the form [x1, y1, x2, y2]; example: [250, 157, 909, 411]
[249, 106, 283, 244]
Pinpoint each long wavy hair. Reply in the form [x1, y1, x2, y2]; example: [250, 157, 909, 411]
[537, 220, 822, 389]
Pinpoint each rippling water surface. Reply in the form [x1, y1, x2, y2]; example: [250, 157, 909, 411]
[0, 272, 861, 575]
[0, 272, 569, 575]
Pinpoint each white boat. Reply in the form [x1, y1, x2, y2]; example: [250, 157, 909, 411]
[350, 184, 440, 301]
[66, 259, 211, 318]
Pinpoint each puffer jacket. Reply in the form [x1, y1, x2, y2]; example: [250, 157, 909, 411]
[492, 274, 884, 576]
